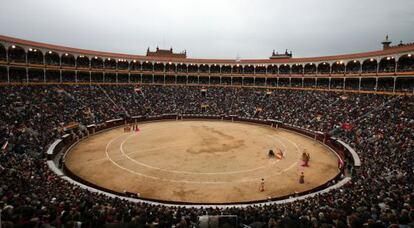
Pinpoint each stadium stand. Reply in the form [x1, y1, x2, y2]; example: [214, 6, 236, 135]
[0, 85, 413, 227]
[0, 35, 413, 227]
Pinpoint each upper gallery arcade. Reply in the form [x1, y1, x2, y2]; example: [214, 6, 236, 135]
[0, 35, 413, 93]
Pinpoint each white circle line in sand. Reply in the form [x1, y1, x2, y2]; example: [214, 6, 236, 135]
[118, 133, 282, 175]
[118, 125, 302, 175]
[103, 127, 302, 183]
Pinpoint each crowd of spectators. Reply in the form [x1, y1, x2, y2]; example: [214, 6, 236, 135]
[0, 84, 413, 227]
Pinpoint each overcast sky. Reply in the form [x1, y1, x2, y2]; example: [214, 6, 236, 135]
[0, 0, 413, 59]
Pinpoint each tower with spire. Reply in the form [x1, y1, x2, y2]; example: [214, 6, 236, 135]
[382, 35, 392, 50]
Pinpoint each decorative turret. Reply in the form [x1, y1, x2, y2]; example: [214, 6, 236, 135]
[269, 49, 292, 59]
[382, 35, 392, 50]
[146, 47, 187, 58]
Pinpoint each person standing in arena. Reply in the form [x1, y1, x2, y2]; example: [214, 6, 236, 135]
[260, 178, 265, 192]
[299, 172, 305, 184]
[268, 149, 275, 158]
[301, 151, 310, 166]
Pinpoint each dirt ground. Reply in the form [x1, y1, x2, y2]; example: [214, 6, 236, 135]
[65, 120, 339, 204]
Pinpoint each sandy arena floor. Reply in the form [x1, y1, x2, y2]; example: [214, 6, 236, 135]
[65, 120, 339, 204]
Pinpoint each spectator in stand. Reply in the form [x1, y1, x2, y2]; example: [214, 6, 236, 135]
[0, 84, 413, 227]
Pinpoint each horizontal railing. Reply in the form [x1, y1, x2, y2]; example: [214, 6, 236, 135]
[1, 62, 414, 78]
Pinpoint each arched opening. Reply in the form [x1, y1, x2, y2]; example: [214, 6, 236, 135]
[76, 56, 90, 68]
[8, 45, 26, 63]
[199, 64, 209, 73]
[177, 63, 187, 73]
[362, 58, 378, 73]
[142, 61, 153, 71]
[117, 59, 129, 70]
[255, 65, 266, 74]
[61, 53, 76, 67]
[378, 56, 396, 73]
[0, 44, 6, 61]
[221, 65, 231, 74]
[130, 60, 142, 71]
[153, 62, 164, 72]
[188, 64, 198, 73]
[267, 65, 278, 74]
[45, 51, 60, 66]
[27, 48, 43, 64]
[331, 61, 345, 74]
[397, 54, 414, 72]
[291, 64, 303, 75]
[91, 56, 104, 69]
[279, 64, 290, 75]
[210, 64, 220, 73]
[243, 65, 254, 74]
[304, 63, 316, 74]
[317, 62, 330, 74]
[104, 58, 117, 69]
[346, 60, 360, 74]
[165, 62, 176, 72]
[232, 65, 242, 74]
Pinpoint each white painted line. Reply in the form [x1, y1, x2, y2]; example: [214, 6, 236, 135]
[103, 127, 306, 183]
[119, 133, 283, 175]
